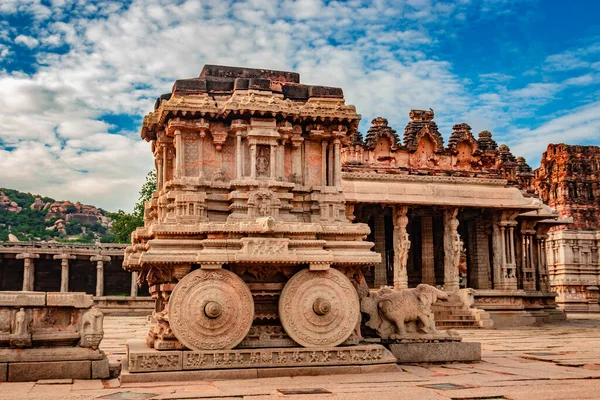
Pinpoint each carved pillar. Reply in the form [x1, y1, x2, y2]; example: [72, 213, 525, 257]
[236, 132, 243, 180]
[393, 206, 410, 289]
[327, 142, 334, 187]
[91, 255, 110, 297]
[493, 215, 518, 291]
[250, 143, 257, 179]
[174, 129, 182, 178]
[156, 153, 163, 190]
[492, 224, 503, 290]
[198, 131, 205, 179]
[373, 213, 387, 288]
[443, 208, 461, 292]
[521, 230, 537, 291]
[53, 254, 76, 292]
[278, 141, 285, 179]
[537, 236, 550, 292]
[131, 271, 139, 297]
[162, 145, 168, 186]
[270, 144, 277, 179]
[421, 216, 435, 286]
[321, 141, 328, 186]
[17, 253, 39, 291]
[333, 138, 341, 188]
[292, 137, 303, 183]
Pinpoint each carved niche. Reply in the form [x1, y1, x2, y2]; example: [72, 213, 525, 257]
[247, 189, 281, 219]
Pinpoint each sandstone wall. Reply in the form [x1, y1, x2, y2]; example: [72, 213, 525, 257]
[533, 144, 600, 230]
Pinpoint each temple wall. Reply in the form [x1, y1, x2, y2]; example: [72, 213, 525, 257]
[546, 230, 600, 312]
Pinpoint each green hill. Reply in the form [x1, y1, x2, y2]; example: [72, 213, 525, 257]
[0, 188, 115, 243]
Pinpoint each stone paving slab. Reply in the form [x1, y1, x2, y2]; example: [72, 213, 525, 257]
[0, 314, 599, 398]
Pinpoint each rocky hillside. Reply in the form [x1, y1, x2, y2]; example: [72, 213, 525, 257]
[0, 188, 115, 243]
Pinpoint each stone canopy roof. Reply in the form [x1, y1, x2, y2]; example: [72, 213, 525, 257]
[155, 65, 345, 109]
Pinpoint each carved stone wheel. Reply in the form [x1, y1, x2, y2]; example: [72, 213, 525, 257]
[169, 269, 254, 350]
[279, 268, 360, 348]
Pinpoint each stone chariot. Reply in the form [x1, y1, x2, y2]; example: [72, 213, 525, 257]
[122, 65, 389, 370]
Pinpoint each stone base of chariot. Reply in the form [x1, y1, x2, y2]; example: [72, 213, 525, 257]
[121, 339, 399, 383]
[382, 332, 481, 364]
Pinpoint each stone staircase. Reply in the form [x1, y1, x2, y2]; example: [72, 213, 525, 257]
[434, 293, 490, 329]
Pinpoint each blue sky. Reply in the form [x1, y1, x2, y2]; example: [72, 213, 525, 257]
[0, 0, 599, 211]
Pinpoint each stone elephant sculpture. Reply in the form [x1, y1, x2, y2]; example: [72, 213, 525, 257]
[361, 284, 448, 339]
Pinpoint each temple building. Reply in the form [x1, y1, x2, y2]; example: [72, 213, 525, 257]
[533, 144, 600, 312]
[340, 114, 568, 326]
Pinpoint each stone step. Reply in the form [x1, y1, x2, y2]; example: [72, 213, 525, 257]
[435, 320, 480, 328]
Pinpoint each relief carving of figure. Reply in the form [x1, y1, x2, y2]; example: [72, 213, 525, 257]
[9, 307, 32, 348]
[79, 308, 104, 350]
[256, 146, 270, 177]
[360, 284, 448, 339]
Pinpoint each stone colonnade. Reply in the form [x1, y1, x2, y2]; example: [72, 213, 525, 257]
[0, 243, 140, 297]
[371, 206, 552, 293]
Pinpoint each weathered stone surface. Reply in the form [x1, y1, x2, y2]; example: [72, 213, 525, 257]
[46, 292, 94, 308]
[388, 341, 481, 363]
[0, 292, 45, 307]
[127, 339, 182, 372]
[0, 363, 6, 382]
[127, 339, 396, 373]
[533, 144, 600, 231]
[91, 358, 110, 379]
[0, 347, 103, 363]
[8, 360, 91, 382]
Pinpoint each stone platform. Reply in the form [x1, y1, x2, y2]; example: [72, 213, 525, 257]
[388, 341, 481, 363]
[0, 291, 110, 382]
[0, 347, 109, 382]
[123, 339, 398, 382]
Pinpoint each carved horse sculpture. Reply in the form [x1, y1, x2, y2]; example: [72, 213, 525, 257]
[361, 284, 448, 339]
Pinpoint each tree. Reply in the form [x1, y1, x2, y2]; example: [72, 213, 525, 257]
[109, 170, 157, 243]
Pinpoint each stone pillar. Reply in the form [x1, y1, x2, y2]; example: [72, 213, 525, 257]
[250, 143, 257, 179]
[198, 131, 205, 179]
[278, 141, 285, 179]
[443, 208, 461, 292]
[53, 254, 76, 292]
[521, 231, 537, 291]
[16, 253, 39, 291]
[292, 138, 303, 183]
[333, 138, 341, 188]
[373, 213, 387, 288]
[393, 206, 410, 290]
[421, 216, 435, 286]
[156, 155, 163, 191]
[537, 237, 550, 292]
[327, 143, 334, 187]
[270, 144, 277, 179]
[91, 255, 110, 297]
[492, 218, 518, 291]
[174, 129, 182, 178]
[321, 141, 328, 186]
[492, 224, 503, 290]
[236, 132, 243, 180]
[131, 271, 139, 297]
[162, 145, 168, 186]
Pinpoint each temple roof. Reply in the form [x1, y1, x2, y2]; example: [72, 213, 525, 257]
[158, 64, 345, 108]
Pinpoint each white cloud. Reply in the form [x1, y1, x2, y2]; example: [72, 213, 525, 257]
[0, 0, 598, 211]
[511, 101, 600, 165]
[14, 34, 40, 49]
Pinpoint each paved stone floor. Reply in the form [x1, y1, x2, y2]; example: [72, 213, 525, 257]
[2, 314, 600, 399]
